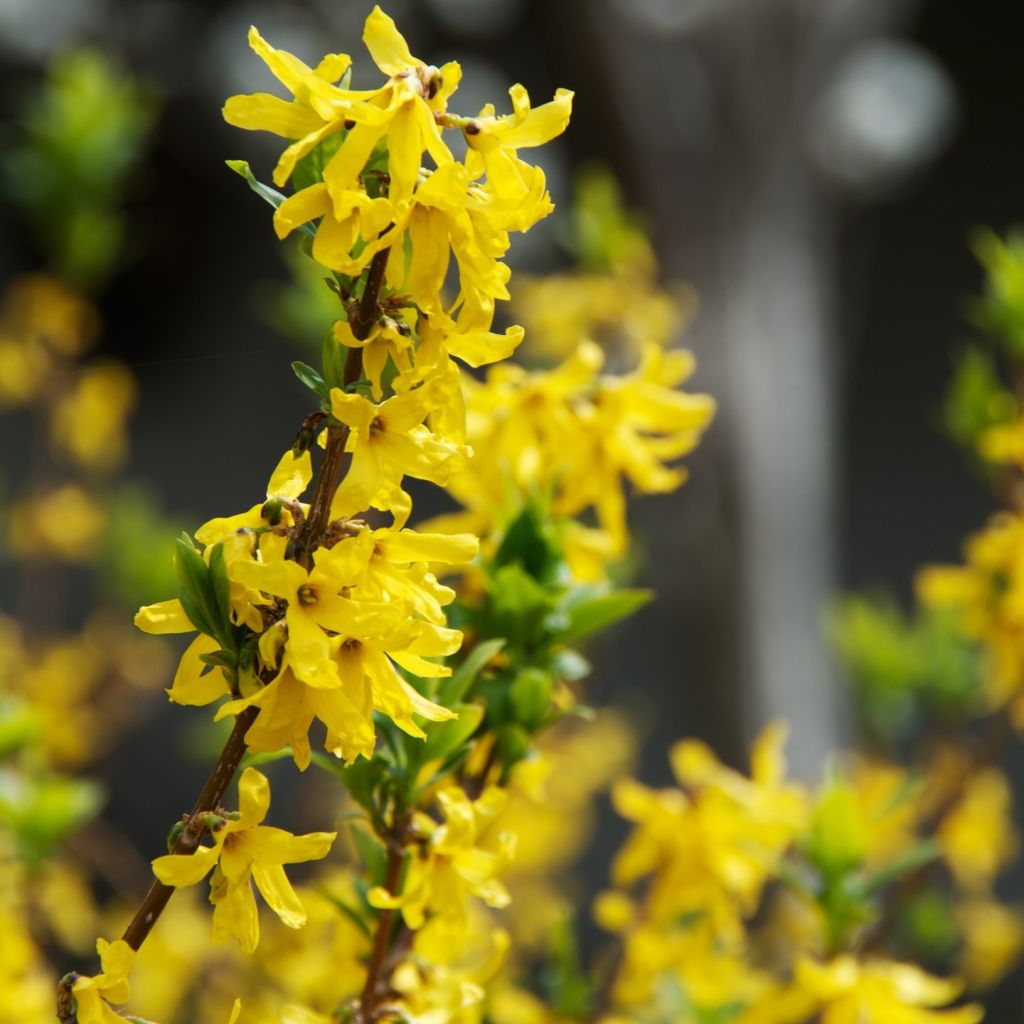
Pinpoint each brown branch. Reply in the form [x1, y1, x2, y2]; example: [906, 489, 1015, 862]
[359, 841, 405, 1022]
[293, 244, 391, 569]
[120, 704, 258, 950]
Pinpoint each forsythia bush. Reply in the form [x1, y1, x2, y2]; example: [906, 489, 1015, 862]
[2, 9, 1024, 1024]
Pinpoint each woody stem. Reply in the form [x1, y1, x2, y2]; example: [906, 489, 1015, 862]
[120, 704, 258, 951]
[359, 841, 405, 1022]
[293, 244, 391, 569]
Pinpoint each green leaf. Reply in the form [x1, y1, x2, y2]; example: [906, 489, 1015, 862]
[510, 668, 553, 731]
[557, 587, 651, 644]
[314, 884, 373, 939]
[174, 535, 219, 641]
[350, 825, 388, 886]
[437, 638, 505, 706]
[418, 704, 485, 766]
[292, 131, 345, 192]
[207, 543, 232, 637]
[493, 501, 565, 585]
[291, 360, 329, 401]
[198, 649, 237, 670]
[322, 329, 350, 392]
[226, 160, 316, 237]
[0, 773, 104, 865]
[0, 700, 40, 759]
[857, 839, 939, 897]
[312, 753, 390, 816]
[943, 345, 1015, 450]
[495, 724, 531, 771]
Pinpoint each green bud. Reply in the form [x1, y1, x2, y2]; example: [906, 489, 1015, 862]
[510, 667, 553, 731]
[806, 776, 868, 879]
[261, 497, 284, 525]
[166, 819, 186, 852]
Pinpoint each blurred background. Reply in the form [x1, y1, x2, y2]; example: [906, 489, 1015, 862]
[1, 0, 1021, 1002]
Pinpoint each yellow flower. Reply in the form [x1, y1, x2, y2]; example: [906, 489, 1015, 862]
[938, 768, 1018, 892]
[195, 447, 314, 547]
[51, 360, 136, 473]
[461, 85, 573, 221]
[328, 523, 478, 625]
[0, 275, 98, 406]
[369, 786, 515, 933]
[956, 899, 1024, 990]
[6, 484, 105, 563]
[69, 938, 135, 1024]
[230, 545, 385, 688]
[152, 768, 336, 953]
[917, 511, 1024, 720]
[329, 368, 470, 519]
[225, 8, 458, 197]
[786, 956, 983, 1024]
[607, 723, 807, 949]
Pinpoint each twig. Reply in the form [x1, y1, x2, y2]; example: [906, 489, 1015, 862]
[359, 840, 405, 1022]
[292, 244, 390, 568]
[121, 705, 258, 950]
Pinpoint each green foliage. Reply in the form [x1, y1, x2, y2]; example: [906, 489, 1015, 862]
[542, 914, 594, 1019]
[568, 165, 648, 274]
[4, 48, 155, 290]
[0, 768, 102, 865]
[227, 161, 315, 237]
[943, 346, 1016, 451]
[795, 771, 939, 954]
[174, 535, 248, 690]
[101, 485, 181, 608]
[0, 698, 40, 759]
[826, 594, 981, 744]
[291, 360, 330, 402]
[447, 501, 646, 774]
[292, 133, 346, 193]
[969, 228, 1024, 357]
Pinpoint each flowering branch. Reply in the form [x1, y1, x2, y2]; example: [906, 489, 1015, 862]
[120, 704, 258, 951]
[293, 244, 390, 568]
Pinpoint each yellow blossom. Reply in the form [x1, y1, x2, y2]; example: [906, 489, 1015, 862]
[6, 484, 105, 563]
[369, 786, 515, 933]
[152, 768, 336, 952]
[938, 767, 1018, 892]
[51, 361, 136, 473]
[69, 938, 136, 1024]
[782, 956, 983, 1024]
[956, 899, 1024, 990]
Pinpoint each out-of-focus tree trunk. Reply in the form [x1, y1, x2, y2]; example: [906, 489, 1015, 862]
[572, 0, 924, 775]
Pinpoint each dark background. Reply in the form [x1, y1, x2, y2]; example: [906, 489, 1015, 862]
[1, 0, 1021, 999]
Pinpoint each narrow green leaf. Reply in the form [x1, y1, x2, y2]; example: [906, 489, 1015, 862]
[437, 638, 505, 706]
[313, 884, 373, 939]
[226, 159, 315, 237]
[351, 825, 388, 886]
[207, 543, 232, 637]
[418, 704, 484, 766]
[557, 587, 652, 644]
[291, 360, 329, 401]
[174, 536, 219, 640]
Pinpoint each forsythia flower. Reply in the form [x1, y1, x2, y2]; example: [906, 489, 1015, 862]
[68, 938, 136, 1024]
[439, 340, 714, 577]
[6, 483, 105, 563]
[938, 767, 1018, 892]
[329, 366, 470, 519]
[918, 511, 1024, 724]
[0, 275, 98, 406]
[51, 361, 136, 473]
[776, 956, 983, 1024]
[369, 786, 515, 934]
[152, 768, 335, 953]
